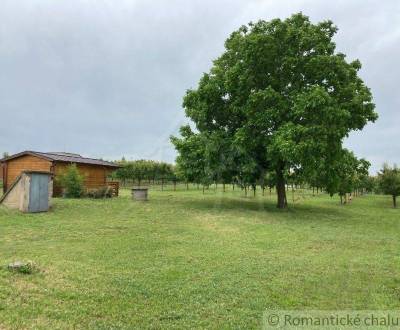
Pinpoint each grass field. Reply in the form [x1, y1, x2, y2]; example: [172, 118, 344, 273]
[1, 187, 399, 329]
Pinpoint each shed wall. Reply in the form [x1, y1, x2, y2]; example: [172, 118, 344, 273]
[53, 163, 113, 196]
[1, 173, 52, 212]
[5, 155, 52, 191]
[3, 154, 115, 197]
[1, 175, 24, 209]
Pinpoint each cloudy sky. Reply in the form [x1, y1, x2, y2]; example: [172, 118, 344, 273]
[0, 0, 398, 173]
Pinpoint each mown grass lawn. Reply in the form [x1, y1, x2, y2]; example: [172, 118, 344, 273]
[0, 187, 399, 329]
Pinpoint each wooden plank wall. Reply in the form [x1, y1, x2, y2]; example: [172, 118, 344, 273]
[5, 155, 52, 191]
[4, 155, 116, 196]
[54, 163, 114, 195]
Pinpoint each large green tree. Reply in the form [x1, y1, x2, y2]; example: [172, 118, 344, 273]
[172, 13, 377, 208]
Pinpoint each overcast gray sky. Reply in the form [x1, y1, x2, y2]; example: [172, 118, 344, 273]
[0, 0, 398, 173]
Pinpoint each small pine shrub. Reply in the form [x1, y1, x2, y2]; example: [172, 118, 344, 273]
[57, 164, 84, 198]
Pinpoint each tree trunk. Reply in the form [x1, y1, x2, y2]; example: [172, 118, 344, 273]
[276, 166, 287, 209]
[202, 185, 205, 194]
[253, 185, 256, 197]
[223, 183, 226, 192]
[259, 170, 265, 197]
[186, 181, 189, 190]
[292, 185, 295, 203]
[393, 195, 397, 208]
[173, 181, 176, 191]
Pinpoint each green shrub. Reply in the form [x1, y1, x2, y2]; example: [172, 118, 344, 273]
[57, 164, 84, 198]
[87, 186, 113, 199]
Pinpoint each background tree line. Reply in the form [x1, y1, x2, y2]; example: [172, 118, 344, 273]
[109, 156, 400, 208]
[111, 159, 179, 190]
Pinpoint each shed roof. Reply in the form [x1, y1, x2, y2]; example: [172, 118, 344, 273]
[0, 151, 120, 168]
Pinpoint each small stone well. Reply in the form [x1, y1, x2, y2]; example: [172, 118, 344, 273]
[131, 187, 148, 201]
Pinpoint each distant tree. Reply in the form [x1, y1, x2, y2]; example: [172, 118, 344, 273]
[169, 166, 179, 191]
[171, 13, 377, 208]
[147, 160, 158, 184]
[307, 167, 326, 196]
[378, 164, 400, 207]
[132, 160, 151, 187]
[171, 126, 208, 190]
[353, 158, 371, 195]
[236, 150, 260, 197]
[265, 172, 276, 195]
[364, 176, 377, 193]
[115, 163, 131, 186]
[287, 169, 304, 202]
[175, 164, 189, 189]
[2, 152, 9, 159]
[334, 150, 360, 204]
[156, 162, 174, 191]
[114, 160, 177, 189]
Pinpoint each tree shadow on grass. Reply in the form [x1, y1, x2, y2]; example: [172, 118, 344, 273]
[169, 194, 348, 220]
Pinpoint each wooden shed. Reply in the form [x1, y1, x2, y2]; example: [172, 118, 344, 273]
[1, 151, 120, 197]
[0, 171, 53, 212]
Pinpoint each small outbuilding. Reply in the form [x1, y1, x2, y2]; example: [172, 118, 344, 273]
[1, 151, 120, 197]
[0, 171, 53, 212]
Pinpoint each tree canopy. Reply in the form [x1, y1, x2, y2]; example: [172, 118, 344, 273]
[171, 13, 377, 208]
